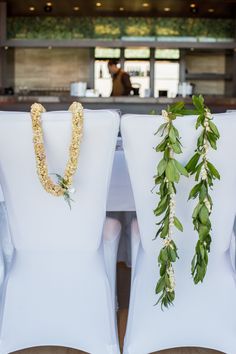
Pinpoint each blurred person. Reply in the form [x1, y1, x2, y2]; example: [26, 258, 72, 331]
[108, 59, 132, 96]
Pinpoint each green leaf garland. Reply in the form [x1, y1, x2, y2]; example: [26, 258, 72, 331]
[153, 95, 221, 309]
[185, 95, 220, 284]
[153, 103, 188, 309]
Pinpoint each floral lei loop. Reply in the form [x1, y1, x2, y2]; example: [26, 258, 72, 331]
[30, 101, 83, 207]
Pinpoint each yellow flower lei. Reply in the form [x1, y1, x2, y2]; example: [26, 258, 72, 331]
[30, 102, 83, 202]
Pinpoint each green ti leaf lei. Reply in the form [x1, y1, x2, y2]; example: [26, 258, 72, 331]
[185, 95, 220, 284]
[153, 102, 189, 309]
[153, 95, 220, 308]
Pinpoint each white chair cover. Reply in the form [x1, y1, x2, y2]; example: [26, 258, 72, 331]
[103, 217, 121, 310]
[107, 146, 135, 212]
[0, 203, 14, 283]
[121, 113, 236, 354]
[0, 110, 120, 354]
[107, 140, 136, 267]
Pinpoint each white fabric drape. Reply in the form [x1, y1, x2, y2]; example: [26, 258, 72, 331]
[0, 110, 121, 354]
[121, 113, 236, 354]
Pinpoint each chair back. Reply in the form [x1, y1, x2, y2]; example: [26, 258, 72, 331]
[121, 113, 236, 260]
[0, 109, 120, 252]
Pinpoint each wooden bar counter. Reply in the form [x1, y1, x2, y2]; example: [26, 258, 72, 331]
[0, 96, 235, 114]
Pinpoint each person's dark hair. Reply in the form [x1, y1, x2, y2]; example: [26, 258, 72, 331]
[108, 59, 119, 66]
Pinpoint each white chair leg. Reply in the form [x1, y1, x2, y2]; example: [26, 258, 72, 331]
[130, 218, 141, 284]
[230, 228, 236, 274]
[103, 217, 121, 310]
[0, 204, 7, 291]
[0, 203, 14, 273]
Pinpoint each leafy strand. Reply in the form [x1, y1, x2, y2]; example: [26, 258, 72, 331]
[185, 95, 220, 284]
[154, 102, 188, 309]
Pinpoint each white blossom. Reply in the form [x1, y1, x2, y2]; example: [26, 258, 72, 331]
[164, 238, 171, 247]
[69, 187, 76, 195]
[206, 111, 212, 119]
[166, 264, 175, 292]
[162, 110, 170, 122]
[204, 197, 211, 213]
[204, 120, 210, 131]
[203, 142, 209, 152]
[200, 165, 208, 180]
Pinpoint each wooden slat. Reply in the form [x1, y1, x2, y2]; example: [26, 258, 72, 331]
[4, 39, 236, 50]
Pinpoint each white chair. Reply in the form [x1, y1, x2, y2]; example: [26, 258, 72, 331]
[121, 113, 236, 354]
[0, 203, 14, 301]
[0, 110, 120, 354]
[230, 226, 236, 272]
[103, 217, 121, 310]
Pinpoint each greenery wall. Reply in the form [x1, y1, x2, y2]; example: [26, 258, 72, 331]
[7, 17, 234, 40]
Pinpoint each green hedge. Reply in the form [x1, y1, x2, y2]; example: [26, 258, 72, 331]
[7, 17, 235, 40]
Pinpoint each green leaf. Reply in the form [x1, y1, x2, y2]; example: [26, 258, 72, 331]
[195, 114, 204, 129]
[153, 227, 162, 240]
[169, 247, 177, 262]
[182, 109, 198, 116]
[170, 240, 178, 253]
[174, 216, 183, 232]
[185, 153, 200, 173]
[197, 131, 204, 147]
[160, 180, 167, 195]
[188, 183, 201, 200]
[155, 138, 167, 152]
[172, 126, 180, 138]
[199, 224, 210, 240]
[205, 235, 212, 252]
[166, 160, 179, 183]
[155, 277, 165, 294]
[160, 220, 169, 238]
[63, 192, 73, 210]
[209, 121, 220, 138]
[192, 203, 202, 219]
[199, 205, 209, 225]
[54, 173, 63, 180]
[207, 132, 217, 150]
[154, 196, 168, 216]
[207, 174, 213, 187]
[199, 184, 207, 202]
[154, 175, 162, 185]
[169, 101, 185, 114]
[167, 290, 175, 303]
[171, 142, 182, 154]
[165, 273, 171, 287]
[155, 123, 167, 136]
[176, 136, 183, 147]
[157, 158, 167, 176]
[174, 159, 189, 177]
[191, 254, 197, 275]
[195, 162, 204, 181]
[169, 126, 176, 143]
[207, 161, 220, 180]
[204, 249, 209, 264]
[160, 263, 167, 277]
[199, 244, 205, 259]
[168, 182, 174, 194]
[196, 264, 206, 283]
[199, 95, 205, 105]
[192, 95, 204, 111]
[155, 215, 165, 226]
[159, 248, 168, 263]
